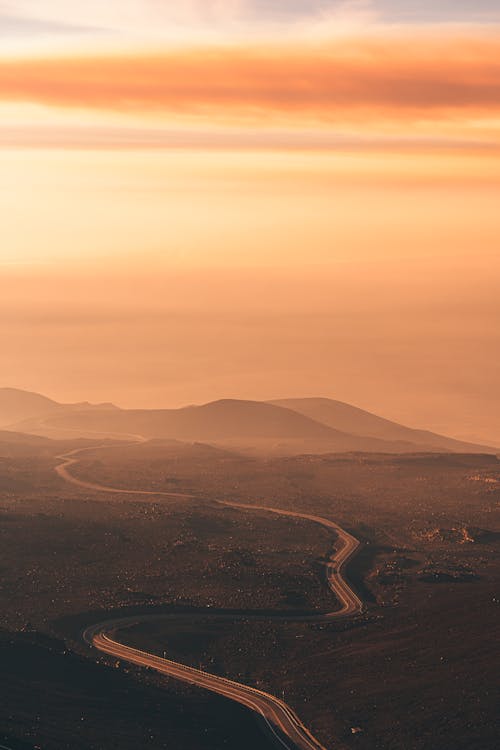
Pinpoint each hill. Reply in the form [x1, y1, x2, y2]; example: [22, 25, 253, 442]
[0, 429, 51, 446]
[11, 398, 486, 455]
[0, 388, 61, 428]
[0, 429, 103, 458]
[0, 387, 119, 431]
[19, 399, 343, 442]
[0, 429, 52, 458]
[3, 390, 494, 455]
[270, 398, 495, 454]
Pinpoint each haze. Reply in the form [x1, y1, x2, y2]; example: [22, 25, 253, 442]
[1, 1, 499, 446]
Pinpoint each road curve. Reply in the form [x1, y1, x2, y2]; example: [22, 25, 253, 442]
[56, 444, 364, 750]
[55, 446, 194, 499]
[219, 501, 363, 619]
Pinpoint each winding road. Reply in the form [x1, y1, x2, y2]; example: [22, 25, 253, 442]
[56, 445, 193, 499]
[56, 444, 364, 750]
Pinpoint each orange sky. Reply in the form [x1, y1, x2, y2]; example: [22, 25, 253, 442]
[2, 34, 499, 119]
[1, 9, 499, 445]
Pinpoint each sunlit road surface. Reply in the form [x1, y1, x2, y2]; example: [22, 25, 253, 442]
[57, 444, 364, 750]
[219, 501, 363, 619]
[55, 446, 194, 499]
[92, 632, 329, 750]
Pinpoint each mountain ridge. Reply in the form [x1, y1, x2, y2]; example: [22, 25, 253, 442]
[269, 397, 496, 454]
[2, 388, 494, 455]
[0, 387, 119, 430]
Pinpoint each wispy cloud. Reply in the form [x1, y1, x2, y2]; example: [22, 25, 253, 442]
[376, 0, 500, 24]
[2, 1, 500, 40]
[0, 1, 375, 42]
[1, 34, 499, 122]
[0, 1, 367, 26]
[1, 124, 499, 154]
[0, 2, 106, 37]
[0, 14, 104, 36]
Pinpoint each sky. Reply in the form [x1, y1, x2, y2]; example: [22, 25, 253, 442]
[0, 1, 499, 445]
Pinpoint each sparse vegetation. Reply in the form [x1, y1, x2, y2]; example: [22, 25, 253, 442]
[0, 436, 498, 749]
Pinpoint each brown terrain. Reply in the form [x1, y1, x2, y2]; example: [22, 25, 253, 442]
[0, 391, 499, 750]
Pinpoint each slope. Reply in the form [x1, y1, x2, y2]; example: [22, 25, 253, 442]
[270, 398, 495, 453]
[0, 388, 61, 428]
[12, 398, 422, 452]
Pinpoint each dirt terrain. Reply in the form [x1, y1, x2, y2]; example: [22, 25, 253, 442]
[1, 441, 498, 749]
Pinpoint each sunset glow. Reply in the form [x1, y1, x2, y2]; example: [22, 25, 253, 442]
[1, 1, 499, 444]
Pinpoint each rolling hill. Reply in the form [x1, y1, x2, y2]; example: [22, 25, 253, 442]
[270, 398, 495, 453]
[0, 388, 61, 428]
[0, 387, 119, 431]
[16, 399, 349, 442]
[6, 392, 495, 455]
[0, 429, 55, 458]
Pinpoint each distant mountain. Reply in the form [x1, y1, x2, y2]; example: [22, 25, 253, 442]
[270, 398, 495, 454]
[3, 389, 494, 455]
[0, 387, 118, 430]
[10, 396, 491, 455]
[19, 399, 342, 441]
[0, 388, 61, 428]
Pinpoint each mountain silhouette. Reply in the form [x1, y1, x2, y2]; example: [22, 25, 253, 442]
[4, 390, 494, 454]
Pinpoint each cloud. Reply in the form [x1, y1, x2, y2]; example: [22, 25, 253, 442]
[1, 0, 499, 45]
[241, 0, 500, 24]
[0, 14, 103, 36]
[2, 124, 499, 153]
[0, 1, 106, 36]
[2, 1, 360, 23]
[234, 1, 373, 22]
[0, 34, 499, 122]
[0, 1, 374, 39]
[376, 0, 500, 24]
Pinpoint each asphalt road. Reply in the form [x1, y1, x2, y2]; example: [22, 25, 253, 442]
[56, 444, 364, 750]
[56, 446, 194, 499]
[219, 500, 363, 618]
